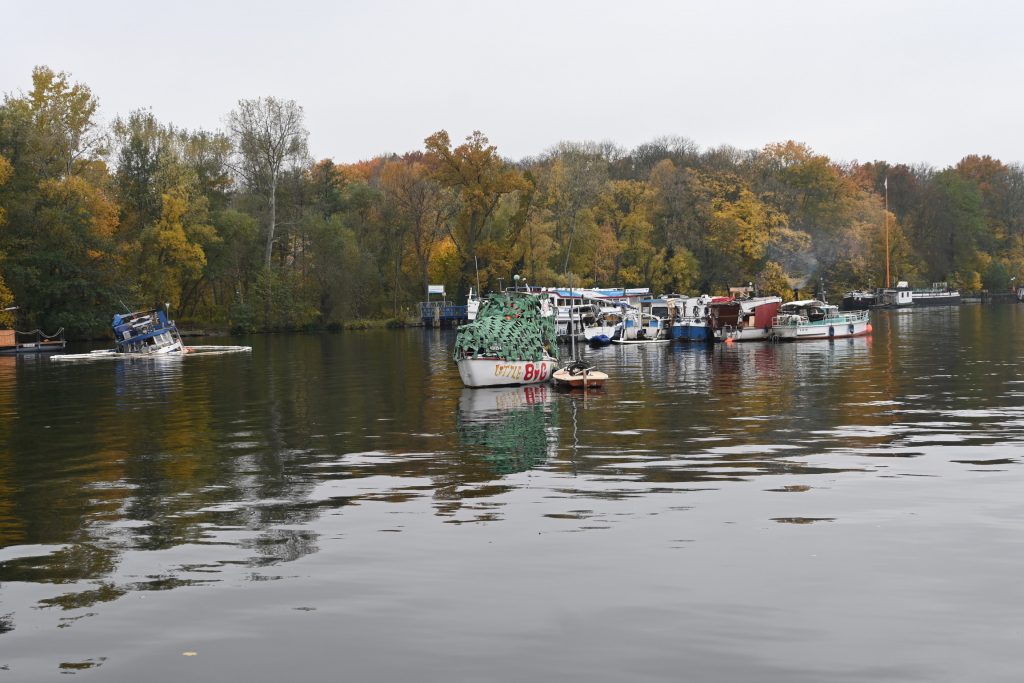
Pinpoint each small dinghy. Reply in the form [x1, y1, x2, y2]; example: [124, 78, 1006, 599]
[552, 360, 608, 390]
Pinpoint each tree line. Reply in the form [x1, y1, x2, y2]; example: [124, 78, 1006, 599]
[2, 66, 1023, 338]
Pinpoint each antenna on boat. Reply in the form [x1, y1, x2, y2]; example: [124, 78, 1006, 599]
[474, 255, 482, 295]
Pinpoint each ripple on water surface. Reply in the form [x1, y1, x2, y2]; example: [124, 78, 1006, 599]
[3, 316, 1024, 679]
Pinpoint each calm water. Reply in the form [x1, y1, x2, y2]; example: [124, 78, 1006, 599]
[3, 306, 1024, 681]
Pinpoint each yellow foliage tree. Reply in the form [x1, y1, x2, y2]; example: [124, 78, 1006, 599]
[706, 186, 786, 285]
[137, 190, 211, 310]
[592, 180, 655, 285]
[756, 261, 793, 298]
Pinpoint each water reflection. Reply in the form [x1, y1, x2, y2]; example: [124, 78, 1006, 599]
[456, 385, 557, 475]
[4, 317, 1024, 680]
[112, 355, 185, 406]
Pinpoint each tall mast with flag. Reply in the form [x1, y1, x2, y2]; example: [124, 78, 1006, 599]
[884, 176, 890, 288]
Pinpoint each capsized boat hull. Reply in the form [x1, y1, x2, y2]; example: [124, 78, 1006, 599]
[457, 356, 556, 388]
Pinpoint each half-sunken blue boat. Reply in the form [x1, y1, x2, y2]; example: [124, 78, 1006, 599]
[112, 309, 184, 355]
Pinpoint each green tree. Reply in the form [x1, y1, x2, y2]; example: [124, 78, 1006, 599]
[917, 169, 985, 281]
[0, 153, 13, 326]
[228, 97, 309, 267]
[982, 259, 1010, 291]
[10, 175, 121, 335]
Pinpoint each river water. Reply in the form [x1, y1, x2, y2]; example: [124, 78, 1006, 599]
[2, 306, 1024, 681]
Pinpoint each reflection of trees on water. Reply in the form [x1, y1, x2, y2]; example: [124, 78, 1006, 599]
[7, 315, 1024, 636]
[0, 341, 334, 621]
[456, 385, 558, 475]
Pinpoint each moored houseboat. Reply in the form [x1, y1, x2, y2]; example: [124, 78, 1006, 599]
[912, 282, 961, 306]
[708, 296, 783, 342]
[670, 294, 732, 342]
[770, 300, 871, 340]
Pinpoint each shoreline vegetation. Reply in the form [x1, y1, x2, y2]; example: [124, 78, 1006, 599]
[3, 66, 1024, 341]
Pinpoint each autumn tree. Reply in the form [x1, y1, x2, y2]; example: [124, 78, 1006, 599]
[539, 142, 609, 273]
[109, 110, 225, 314]
[21, 66, 104, 179]
[591, 180, 657, 285]
[380, 159, 450, 303]
[0, 67, 121, 334]
[423, 130, 526, 296]
[15, 175, 121, 334]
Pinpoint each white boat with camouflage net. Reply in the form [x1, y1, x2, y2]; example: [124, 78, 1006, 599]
[453, 289, 558, 388]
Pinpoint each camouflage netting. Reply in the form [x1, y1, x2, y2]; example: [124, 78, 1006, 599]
[457, 401, 557, 474]
[453, 292, 559, 362]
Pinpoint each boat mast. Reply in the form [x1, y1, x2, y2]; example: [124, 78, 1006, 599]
[568, 276, 577, 362]
[884, 175, 890, 288]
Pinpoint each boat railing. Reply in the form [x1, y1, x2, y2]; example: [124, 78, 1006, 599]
[14, 328, 65, 344]
[772, 314, 806, 327]
[773, 310, 868, 327]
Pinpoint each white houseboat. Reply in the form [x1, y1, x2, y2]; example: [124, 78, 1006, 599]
[770, 300, 871, 340]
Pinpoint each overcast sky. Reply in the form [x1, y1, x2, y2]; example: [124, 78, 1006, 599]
[5, 0, 1022, 168]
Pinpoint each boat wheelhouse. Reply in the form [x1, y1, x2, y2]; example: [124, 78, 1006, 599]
[876, 281, 914, 308]
[840, 290, 877, 311]
[613, 299, 670, 344]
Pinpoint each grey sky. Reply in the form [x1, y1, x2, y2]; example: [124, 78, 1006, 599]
[6, 0, 1022, 168]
